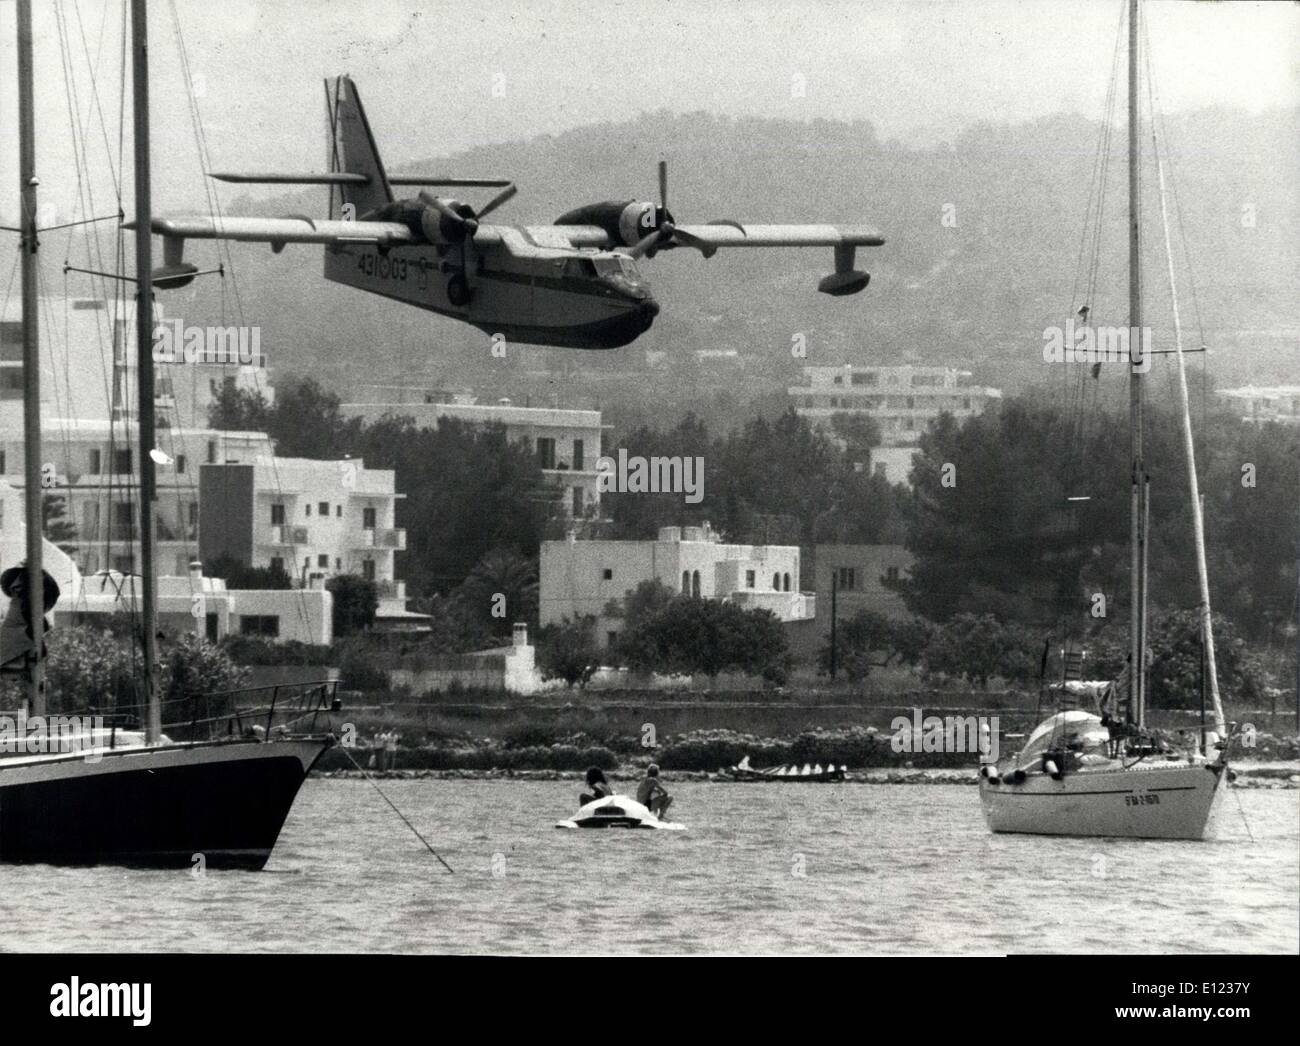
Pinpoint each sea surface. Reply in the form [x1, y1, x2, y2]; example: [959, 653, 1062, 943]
[3, 780, 1296, 954]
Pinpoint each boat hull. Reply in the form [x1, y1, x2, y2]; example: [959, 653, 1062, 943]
[0, 738, 329, 869]
[979, 760, 1227, 840]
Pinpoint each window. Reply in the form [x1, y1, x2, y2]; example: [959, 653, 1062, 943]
[572, 487, 583, 518]
[746, 570, 755, 589]
[176, 454, 187, 475]
[682, 570, 690, 594]
[692, 570, 701, 597]
[88, 449, 101, 474]
[783, 572, 792, 592]
[833, 375, 843, 385]
[362, 559, 375, 581]
[270, 556, 285, 574]
[836, 567, 856, 590]
[572, 439, 584, 471]
[318, 501, 329, 516]
[239, 615, 280, 637]
[187, 502, 198, 526]
[305, 503, 311, 516]
[537, 437, 556, 470]
[113, 449, 132, 474]
[363, 507, 376, 529]
[607, 631, 619, 647]
[317, 554, 329, 568]
[336, 505, 342, 518]
[335, 557, 342, 571]
[772, 572, 780, 590]
[207, 440, 217, 464]
[205, 612, 219, 643]
[271, 503, 285, 525]
[601, 567, 613, 581]
[886, 565, 900, 581]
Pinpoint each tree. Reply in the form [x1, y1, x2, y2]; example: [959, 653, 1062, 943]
[204, 553, 292, 590]
[536, 616, 600, 687]
[41, 493, 77, 554]
[456, 548, 539, 640]
[921, 613, 1038, 688]
[819, 609, 930, 681]
[327, 574, 378, 637]
[617, 596, 792, 684]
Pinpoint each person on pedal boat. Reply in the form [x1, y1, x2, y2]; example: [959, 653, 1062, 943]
[635, 764, 673, 819]
[580, 766, 613, 806]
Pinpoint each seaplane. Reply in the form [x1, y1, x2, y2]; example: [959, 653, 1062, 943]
[143, 76, 885, 350]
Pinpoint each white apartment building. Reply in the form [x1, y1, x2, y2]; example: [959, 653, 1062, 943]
[0, 421, 274, 578]
[342, 390, 605, 521]
[198, 455, 418, 629]
[0, 297, 271, 433]
[0, 480, 331, 644]
[540, 524, 812, 648]
[1216, 385, 1300, 426]
[789, 364, 1001, 444]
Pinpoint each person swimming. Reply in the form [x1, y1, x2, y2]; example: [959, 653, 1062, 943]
[579, 766, 613, 806]
[635, 763, 672, 819]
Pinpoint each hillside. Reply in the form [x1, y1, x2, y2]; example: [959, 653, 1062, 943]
[150, 105, 1298, 415]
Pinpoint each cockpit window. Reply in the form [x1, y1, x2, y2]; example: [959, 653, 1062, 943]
[594, 256, 641, 279]
[564, 258, 598, 279]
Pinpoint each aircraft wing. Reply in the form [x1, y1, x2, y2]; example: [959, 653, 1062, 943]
[149, 216, 417, 247]
[669, 224, 885, 249]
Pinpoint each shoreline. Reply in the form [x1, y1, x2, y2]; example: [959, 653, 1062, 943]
[312, 761, 1300, 788]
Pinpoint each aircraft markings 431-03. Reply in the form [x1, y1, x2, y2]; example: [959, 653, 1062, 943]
[147, 77, 885, 350]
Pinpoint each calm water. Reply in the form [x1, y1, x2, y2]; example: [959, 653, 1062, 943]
[3, 780, 1296, 954]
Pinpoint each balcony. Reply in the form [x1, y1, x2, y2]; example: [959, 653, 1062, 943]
[374, 580, 406, 600]
[356, 527, 406, 550]
[265, 525, 309, 546]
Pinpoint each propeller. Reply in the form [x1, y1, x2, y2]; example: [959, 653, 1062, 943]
[418, 182, 517, 241]
[643, 160, 725, 259]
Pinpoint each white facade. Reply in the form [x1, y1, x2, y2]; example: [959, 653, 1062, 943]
[200, 455, 416, 628]
[0, 480, 330, 645]
[342, 392, 605, 521]
[789, 364, 1001, 445]
[540, 524, 811, 648]
[1216, 385, 1300, 426]
[0, 420, 274, 578]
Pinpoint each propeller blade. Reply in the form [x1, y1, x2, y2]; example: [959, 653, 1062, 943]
[627, 220, 674, 259]
[671, 227, 717, 259]
[658, 160, 668, 211]
[476, 183, 517, 220]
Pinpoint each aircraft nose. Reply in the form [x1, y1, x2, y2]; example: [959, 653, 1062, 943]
[640, 298, 660, 319]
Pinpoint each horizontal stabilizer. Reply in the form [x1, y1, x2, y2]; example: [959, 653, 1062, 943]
[210, 172, 369, 184]
[388, 176, 514, 187]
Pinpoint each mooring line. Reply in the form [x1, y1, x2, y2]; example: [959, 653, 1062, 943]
[339, 745, 454, 873]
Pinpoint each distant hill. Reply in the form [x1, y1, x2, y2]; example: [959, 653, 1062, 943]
[155, 105, 1298, 413]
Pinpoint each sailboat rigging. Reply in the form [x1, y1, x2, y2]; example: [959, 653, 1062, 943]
[978, 0, 1230, 840]
[0, 0, 336, 869]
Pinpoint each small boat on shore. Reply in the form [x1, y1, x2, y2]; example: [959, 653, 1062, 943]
[555, 795, 685, 830]
[722, 756, 847, 783]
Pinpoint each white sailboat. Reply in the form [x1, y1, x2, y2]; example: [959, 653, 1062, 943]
[0, 0, 335, 868]
[979, 0, 1230, 840]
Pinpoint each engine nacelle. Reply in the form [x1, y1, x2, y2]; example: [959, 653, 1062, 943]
[554, 200, 672, 247]
[418, 198, 477, 244]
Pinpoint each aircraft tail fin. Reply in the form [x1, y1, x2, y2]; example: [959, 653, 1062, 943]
[325, 75, 393, 219]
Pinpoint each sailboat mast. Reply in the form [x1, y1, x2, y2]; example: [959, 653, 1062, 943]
[17, 0, 45, 717]
[1127, 0, 1146, 728]
[130, 0, 161, 744]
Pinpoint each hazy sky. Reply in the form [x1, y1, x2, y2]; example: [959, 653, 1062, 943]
[0, 0, 1296, 217]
